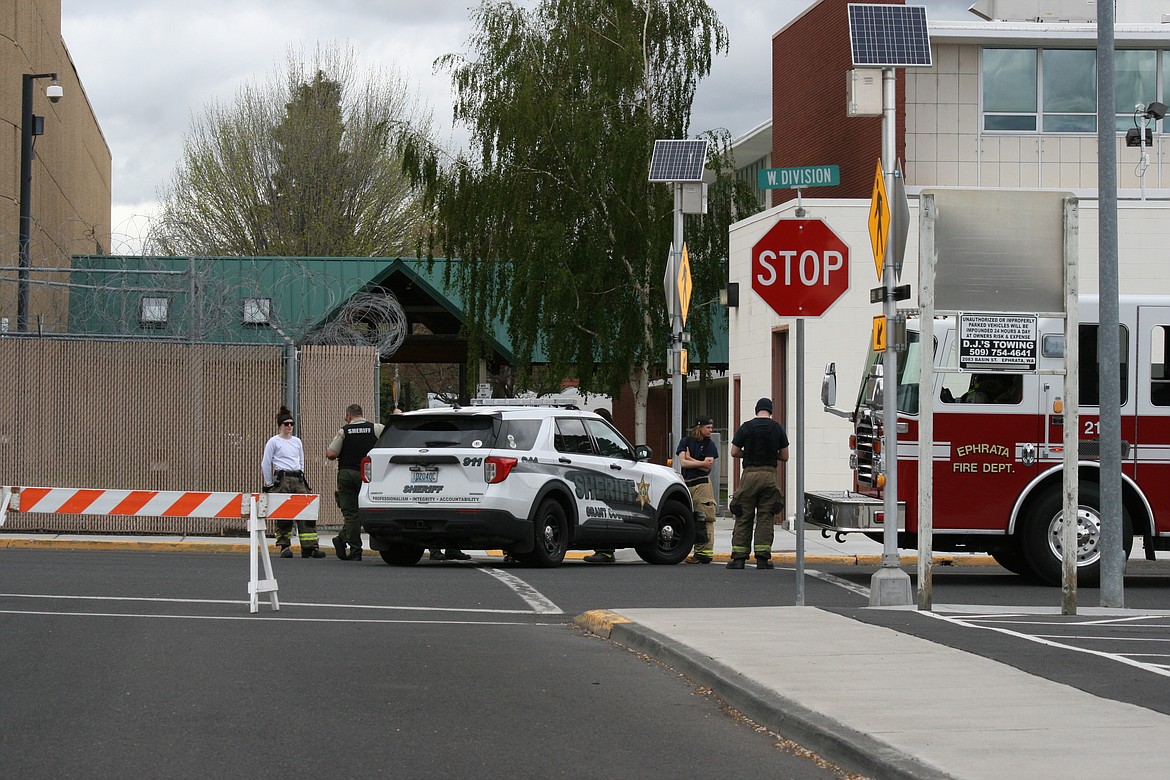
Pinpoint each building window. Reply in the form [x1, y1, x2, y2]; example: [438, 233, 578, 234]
[242, 297, 271, 325]
[983, 48, 1165, 134]
[1116, 50, 1158, 131]
[140, 296, 170, 327]
[983, 49, 1037, 131]
[1042, 49, 1096, 132]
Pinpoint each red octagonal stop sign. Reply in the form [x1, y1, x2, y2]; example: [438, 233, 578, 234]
[751, 218, 850, 317]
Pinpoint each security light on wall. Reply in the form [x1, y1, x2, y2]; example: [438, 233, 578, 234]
[1127, 127, 1153, 147]
[1144, 101, 1168, 121]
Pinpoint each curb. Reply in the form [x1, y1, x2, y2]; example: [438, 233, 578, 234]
[0, 537, 998, 566]
[576, 610, 948, 780]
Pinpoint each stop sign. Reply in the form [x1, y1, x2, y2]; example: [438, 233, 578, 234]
[751, 218, 850, 317]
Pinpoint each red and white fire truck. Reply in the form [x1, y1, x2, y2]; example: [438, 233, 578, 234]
[806, 294, 1170, 585]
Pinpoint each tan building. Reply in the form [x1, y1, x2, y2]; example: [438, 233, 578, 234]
[2, 0, 111, 332]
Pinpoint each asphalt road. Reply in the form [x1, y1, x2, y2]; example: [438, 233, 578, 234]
[6, 548, 1170, 779]
[0, 549, 854, 780]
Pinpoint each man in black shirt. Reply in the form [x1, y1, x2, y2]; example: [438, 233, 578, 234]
[728, 398, 790, 569]
[326, 404, 384, 561]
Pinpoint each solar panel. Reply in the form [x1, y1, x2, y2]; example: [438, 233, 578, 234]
[648, 139, 708, 182]
[848, 4, 932, 68]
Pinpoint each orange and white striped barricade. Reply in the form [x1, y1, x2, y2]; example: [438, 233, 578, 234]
[0, 486, 320, 614]
[246, 492, 321, 613]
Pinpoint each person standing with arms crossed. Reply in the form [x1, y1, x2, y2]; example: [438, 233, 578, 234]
[678, 415, 719, 564]
[262, 406, 325, 558]
[727, 398, 789, 570]
[325, 404, 384, 561]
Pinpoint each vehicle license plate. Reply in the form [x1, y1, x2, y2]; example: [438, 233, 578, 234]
[410, 469, 438, 484]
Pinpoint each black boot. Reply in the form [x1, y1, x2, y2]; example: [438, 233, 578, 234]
[727, 558, 745, 570]
[332, 537, 349, 560]
[756, 557, 775, 570]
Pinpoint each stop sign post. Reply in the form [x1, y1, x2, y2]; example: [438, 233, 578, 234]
[751, 218, 850, 317]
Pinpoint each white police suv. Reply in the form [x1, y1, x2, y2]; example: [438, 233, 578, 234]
[358, 404, 697, 566]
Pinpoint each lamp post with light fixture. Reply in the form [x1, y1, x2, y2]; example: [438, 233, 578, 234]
[17, 72, 63, 333]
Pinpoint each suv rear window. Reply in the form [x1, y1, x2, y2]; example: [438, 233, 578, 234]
[376, 414, 542, 451]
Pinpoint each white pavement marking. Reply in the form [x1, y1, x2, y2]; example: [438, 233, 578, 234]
[922, 610, 1170, 678]
[0, 609, 556, 625]
[474, 564, 564, 614]
[805, 568, 871, 599]
[0, 592, 559, 616]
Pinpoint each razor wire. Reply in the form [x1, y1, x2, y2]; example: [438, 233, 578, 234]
[0, 228, 410, 358]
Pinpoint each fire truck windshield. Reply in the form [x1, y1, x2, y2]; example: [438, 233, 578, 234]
[857, 331, 923, 415]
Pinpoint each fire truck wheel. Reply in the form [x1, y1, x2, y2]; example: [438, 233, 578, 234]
[1021, 483, 1132, 587]
[989, 545, 1033, 578]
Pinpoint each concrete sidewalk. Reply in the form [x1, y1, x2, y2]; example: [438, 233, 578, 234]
[574, 605, 1170, 779]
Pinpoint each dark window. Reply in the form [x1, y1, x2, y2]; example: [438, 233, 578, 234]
[585, 419, 634, 459]
[378, 414, 496, 449]
[554, 418, 594, 455]
[1079, 324, 1128, 406]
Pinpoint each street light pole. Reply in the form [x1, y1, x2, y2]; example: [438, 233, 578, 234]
[18, 72, 60, 333]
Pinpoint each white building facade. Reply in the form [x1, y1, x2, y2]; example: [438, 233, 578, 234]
[728, 1, 1170, 500]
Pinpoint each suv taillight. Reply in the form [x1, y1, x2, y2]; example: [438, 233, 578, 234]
[360, 456, 371, 483]
[484, 456, 517, 484]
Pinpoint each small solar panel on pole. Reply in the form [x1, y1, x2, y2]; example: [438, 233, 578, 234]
[847, 4, 932, 608]
[649, 139, 708, 476]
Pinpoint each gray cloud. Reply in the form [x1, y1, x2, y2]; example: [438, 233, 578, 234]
[60, 0, 977, 247]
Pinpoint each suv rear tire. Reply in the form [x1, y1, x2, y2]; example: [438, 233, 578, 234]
[516, 499, 568, 568]
[379, 544, 425, 566]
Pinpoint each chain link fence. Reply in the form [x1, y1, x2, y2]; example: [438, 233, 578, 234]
[0, 338, 376, 534]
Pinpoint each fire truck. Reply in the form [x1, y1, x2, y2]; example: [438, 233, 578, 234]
[806, 294, 1170, 586]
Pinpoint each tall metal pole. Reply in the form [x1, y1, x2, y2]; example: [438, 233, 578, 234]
[17, 72, 58, 334]
[671, 184, 684, 468]
[870, 67, 913, 606]
[1096, 0, 1124, 607]
[795, 318, 805, 606]
[18, 74, 36, 333]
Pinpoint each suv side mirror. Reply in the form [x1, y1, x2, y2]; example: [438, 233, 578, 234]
[821, 362, 837, 408]
[634, 444, 652, 462]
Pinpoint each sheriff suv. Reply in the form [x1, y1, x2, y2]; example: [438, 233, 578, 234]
[358, 404, 696, 566]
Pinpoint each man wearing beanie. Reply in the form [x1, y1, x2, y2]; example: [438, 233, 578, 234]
[727, 398, 790, 569]
[677, 415, 719, 563]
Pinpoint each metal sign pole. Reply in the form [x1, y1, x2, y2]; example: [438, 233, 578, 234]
[871, 66, 913, 606]
[796, 318, 806, 606]
[672, 184, 684, 472]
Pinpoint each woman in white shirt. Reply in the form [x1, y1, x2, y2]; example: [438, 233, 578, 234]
[261, 406, 324, 558]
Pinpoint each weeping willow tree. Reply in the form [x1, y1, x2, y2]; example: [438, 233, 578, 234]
[150, 43, 433, 257]
[403, 0, 758, 441]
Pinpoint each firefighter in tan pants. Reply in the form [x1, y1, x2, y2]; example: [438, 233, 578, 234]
[677, 415, 720, 564]
[728, 398, 790, 569]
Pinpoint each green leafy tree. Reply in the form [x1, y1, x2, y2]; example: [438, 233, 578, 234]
[151, 43, 432, 257]
[402, 0, 758, 441]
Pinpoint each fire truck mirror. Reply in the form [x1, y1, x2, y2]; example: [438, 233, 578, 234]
[822, 363, 837, 407]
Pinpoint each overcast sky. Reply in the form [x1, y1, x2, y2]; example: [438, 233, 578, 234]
[60, 0, 974, 253]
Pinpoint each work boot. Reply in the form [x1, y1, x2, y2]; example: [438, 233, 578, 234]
[685, 555, 702, 564]
[332, 537, 349, 561]
[583, 551, 615, 564]
[302, 547, 326, 559]
[444, 549, 471, 561]
[756, 557, 775, 570]
[727, 558, 745, 570]
[279, 546, 293, 559]
[348, 547, 362, 562]
[429, 549, 446, 561]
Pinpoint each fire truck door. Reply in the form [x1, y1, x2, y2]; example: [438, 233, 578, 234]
[1135, 308, 1170, 512]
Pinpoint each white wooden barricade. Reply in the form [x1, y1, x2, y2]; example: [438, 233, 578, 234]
[0, 486, 320, 613]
